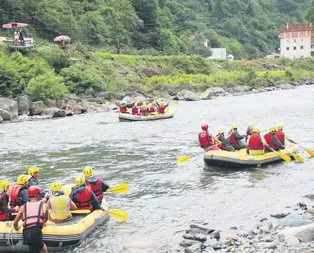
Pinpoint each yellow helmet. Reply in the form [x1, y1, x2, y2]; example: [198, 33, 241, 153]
[232, 124, 238, 129]
[253, 127, 260, 133]
[0, 180, 10, 191]
[152, 101, 156, 105]
[50, 182, 62, 192]
[83, 166, 93, 177]
[269, 127, 276, 133]
[248, 122, 254, 128]
[75, 176, 85, 185]
[134, 102, 138, 106]
[142, 101, 147, 106]
[28, 166, 39, 176]
[277, 124, 284, 130]
[17, 175, 28, 185]
[218, 128, 225, 134]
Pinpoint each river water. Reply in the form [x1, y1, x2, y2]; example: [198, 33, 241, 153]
[1, 85, 314, 252]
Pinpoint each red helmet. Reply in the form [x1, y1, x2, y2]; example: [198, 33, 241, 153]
[28, 186, 41, 197]
[201, 124, 208, 131]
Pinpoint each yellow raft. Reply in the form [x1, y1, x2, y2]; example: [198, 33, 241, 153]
[0, 201, 109, 252]
[118, 108, 175, 121]
[204, 144, 298, 168]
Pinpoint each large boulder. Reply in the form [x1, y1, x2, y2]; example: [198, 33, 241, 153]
[208, 87, 226, 96]
[0, 97, 18, 120]
[175, 90, 200, 101]
[52, 109, 66, 118]
[200, 88, 213, 100]
[17, 95, 29, 115]
[29, 101, 45, 115]
[56, 99, 66, 109]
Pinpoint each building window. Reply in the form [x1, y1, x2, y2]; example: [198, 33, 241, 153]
[293, 39, 297, 43]
[286, 47, 290, 50]
[300, 46, 304, 49]
[293, 46, 296, 50]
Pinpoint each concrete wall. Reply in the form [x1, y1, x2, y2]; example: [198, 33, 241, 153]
[280, 37, 311, 58]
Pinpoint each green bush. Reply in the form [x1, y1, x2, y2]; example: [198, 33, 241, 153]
[26, 72, 68, 101]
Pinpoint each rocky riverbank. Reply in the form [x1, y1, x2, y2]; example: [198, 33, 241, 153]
[178, 196, 314, 253]
[0, 80, 314, 124]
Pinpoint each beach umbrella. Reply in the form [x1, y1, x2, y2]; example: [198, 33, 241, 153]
[2, 22, 28, 29]
[53, 35, 71, 42]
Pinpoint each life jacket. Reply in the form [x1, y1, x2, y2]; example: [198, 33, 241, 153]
[131, 106, 138, 115]
[75, 187, 93, 210]
[10, 185, 27, 208]
[228, 131, 239, 145]
[198, 131, 214, 148]
[158, 104, 165, 113]
[23, 201, 45, 228]
[276, 130, 285, 145]
[248, 133, 264, 150]
[149, 104, 156, 113]
[141, 105, 147, 116]
[50, 195, 71, 221]
[264, 133, 278, 150]
[119, 105, 127, 113]
[86, 178, 103, 201]
[0, 192, 9, 221]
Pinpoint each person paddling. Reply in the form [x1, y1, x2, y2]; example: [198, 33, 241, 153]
[264, 127, 284, 152]
[247, 127, 268, 155]
[198, 124, 221, 151]
[28, 167, 40, 187]
[0, 180, 14, 221]
[216, 129, 235, 151]
[228, 124, 246, 150]
[10, 175, 29, 211]
[13, 186, 48, 253]
[275, 124, 297, 147]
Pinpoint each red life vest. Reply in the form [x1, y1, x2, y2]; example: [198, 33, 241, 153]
[10, 185, 26, 208]
[158, 104, 165, 113]
[198, 131, 214, 148]
[87, 178, 103, 201]
[0, 192, 9, 221]
[264, 133, 278, 150]
[131, 106, 138, 115]
[23, 201, 45, 228]
[248, 133, 264, 150]
[76, 187, 93, 210]
[119, 105, 127, 113]
[141, 105, 147, 115]
[228, 131, 239, 145]
[149, 104, 156, 113]
[275, 130, 285, 145]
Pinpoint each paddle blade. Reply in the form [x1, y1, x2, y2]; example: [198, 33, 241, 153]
[71, 209, 91, 214]
[278, 151, 291, 163]
[291, 152, 304, 163]
[108, 209, 128, 222]
[305, 149, 314, 158]
[172, 101, 180, 105]
[177, 155, 191, 165]
[108, 183, 129, 193]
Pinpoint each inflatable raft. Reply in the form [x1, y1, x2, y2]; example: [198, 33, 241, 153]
[204, 144, 298, 168]
[0, 201, 109, 252]
[118, 108, 175, 122]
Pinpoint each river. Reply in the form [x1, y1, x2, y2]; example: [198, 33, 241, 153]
[1, 85, 314, 252]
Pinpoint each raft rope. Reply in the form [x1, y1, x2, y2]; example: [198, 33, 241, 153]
[7, 221, 15, 249]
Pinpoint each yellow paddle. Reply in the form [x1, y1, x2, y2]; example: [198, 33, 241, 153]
[271, 148, 291, 163]
[71, 208, 128, 222]
[291, 152, 304, 163]
[172, 101, 180, 105]
[299, 145, 314, 158]
[71, 210, 90, 214]
[108, 183, 129, 193]
[177, 155, 191, 165]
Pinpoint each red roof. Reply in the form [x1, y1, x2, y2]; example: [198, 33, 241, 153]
[280, 24, 311, 33]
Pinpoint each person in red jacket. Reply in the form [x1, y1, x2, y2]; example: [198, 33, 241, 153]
[140, 101, 148, 116]
[10, 175, 29, 210]
[156, 100, 169, 114]
[83, 166, 109, 204]
[149, 101, 157, 113]
[228, 124, 246, 150]
[198, 123, 221, 151]
[119, 102, 128, 113]
[70, 176, 101, 211]
[131, 102, 139, 115]
[247, 127, 268, 155]
[264, 127, 285, 152]
[275, 124, 297, 146]
[0, 180, 15, 221]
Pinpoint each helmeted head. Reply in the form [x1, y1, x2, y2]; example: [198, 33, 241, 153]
[201, 123, 208, 131]
[83, 166, 93, 178]
[152, 101, 156, 105]
[28, 186, 41, 197]
[134, 102, 138, 107]
[269, 127, 276, 133]
[277, 124, 284, 130]
[253, 127, 260, 134]
[218, 128, 224, 134]
[232, 124, 238, 130]
[142, 101, 147, 106]
[16, 175, 28, 186]
[28, 166, 39, 176]
[248, 122, 254, 128]
[75, 176, 85, 185]
[50, 182, 62, 192]
[0, 180, 10, 191]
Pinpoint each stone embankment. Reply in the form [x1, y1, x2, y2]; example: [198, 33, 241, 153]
[178, 198, 314, 253]
[0, 80, 313, 124]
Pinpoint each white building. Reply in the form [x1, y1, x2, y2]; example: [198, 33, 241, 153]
[208, 48, 227, 60]
[280, 24, 312, 59]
